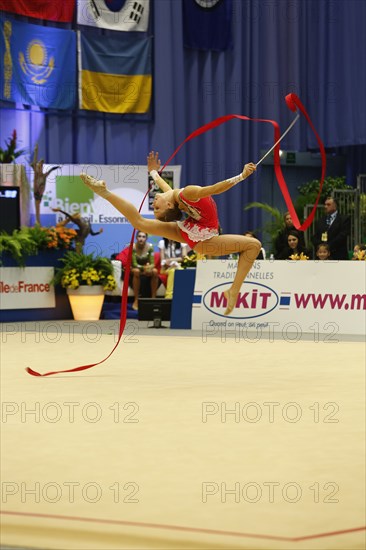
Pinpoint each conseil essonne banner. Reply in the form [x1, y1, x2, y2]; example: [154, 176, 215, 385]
[30, 164, 181, 256]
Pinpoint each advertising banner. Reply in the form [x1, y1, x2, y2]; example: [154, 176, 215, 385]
[0, 267, 55, 310]
[30, 164, 181, 256]
[192, 260, 366, 336]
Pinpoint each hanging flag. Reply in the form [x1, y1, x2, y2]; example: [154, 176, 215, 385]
[0, 0, 75, 23]
[77, 0, 150, 32]
[79, 31, 151, 114]
[183, 0, 233, 51]
[0, 16, 76, 110]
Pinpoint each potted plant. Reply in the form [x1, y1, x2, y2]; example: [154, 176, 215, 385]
[0, 225, 77, 266]
[0, 130, 26, 163]
[0, 228, 38, 266]
[181, 251, 206, 269]
[27, 224, 78, 252]
[52, 251, 116, 320]
[244, 202, 284, 254]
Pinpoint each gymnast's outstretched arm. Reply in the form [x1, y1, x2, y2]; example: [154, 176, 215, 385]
[182, 163, 257, 201]
[147, 151, 172, 193]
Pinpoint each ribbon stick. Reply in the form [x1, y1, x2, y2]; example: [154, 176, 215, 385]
[256, 114, 300, 166]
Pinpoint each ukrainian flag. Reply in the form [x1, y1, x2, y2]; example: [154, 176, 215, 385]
[79, 31, 152, 114]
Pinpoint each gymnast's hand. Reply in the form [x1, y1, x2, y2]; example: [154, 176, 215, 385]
[242, 163, 257, 179]
[147, 151, 161, 172]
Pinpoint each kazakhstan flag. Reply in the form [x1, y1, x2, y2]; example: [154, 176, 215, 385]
[0, 16, 76, 109]
[79, 31, 152, 114]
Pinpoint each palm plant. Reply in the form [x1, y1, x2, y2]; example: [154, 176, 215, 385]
[0, 229, 38, 266]
[244, 202, 284, 253]
[0, 130, 26, 163]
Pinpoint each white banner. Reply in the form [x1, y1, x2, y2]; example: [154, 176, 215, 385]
[29, 164, 181, 257]
[0, 268, 55, 310]
[192, 260, 366, 336]
[77, 0, 150, 31]
[32, 164, 181, 220]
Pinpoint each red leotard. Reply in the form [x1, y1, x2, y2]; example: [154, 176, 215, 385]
[177, 190, 219, 249]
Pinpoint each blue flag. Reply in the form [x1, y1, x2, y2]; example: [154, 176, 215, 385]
[0, 16, 76, 109]
[79, 31, 152, 114]
[183, 0, 233, 51]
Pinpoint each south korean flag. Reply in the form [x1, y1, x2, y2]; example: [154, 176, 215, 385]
[77, 0, 150, 32]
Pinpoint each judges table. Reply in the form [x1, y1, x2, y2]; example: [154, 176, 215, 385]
[171, 260, 365, 335]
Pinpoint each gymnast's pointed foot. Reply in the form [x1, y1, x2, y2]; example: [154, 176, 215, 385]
[80, 173, 109, 198]
[224, 289, 237, 316]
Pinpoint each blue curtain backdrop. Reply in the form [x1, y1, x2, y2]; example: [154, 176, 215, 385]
[1, 0, 365, 235]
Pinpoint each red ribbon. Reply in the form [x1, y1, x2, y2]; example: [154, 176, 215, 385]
[26, 238, 135, 377]
[26, 205, 145, 376]
[26, 94, 325, 376]
[160, 93, 326, 232]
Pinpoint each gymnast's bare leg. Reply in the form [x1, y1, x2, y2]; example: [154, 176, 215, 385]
[194, 235, 260, 314]
[80, 174, 183, 243]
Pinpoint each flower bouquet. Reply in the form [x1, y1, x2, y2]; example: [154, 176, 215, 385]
[28, 224, 77, 250]
[289, 252, 309, 261]
[181, 252, 206, 269]
[52, 251, 116, 291]
[354, 249, 366, 261]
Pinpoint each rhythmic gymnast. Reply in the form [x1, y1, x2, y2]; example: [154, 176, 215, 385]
[80, 151, 260, 315]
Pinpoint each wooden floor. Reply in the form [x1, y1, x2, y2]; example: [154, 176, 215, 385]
[1, 321, 365, 550]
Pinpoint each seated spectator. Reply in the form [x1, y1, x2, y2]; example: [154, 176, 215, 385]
[277, 229, 310, 260]
[111, 245, 166, 301]
[130, 231, 159, 310]
[311, 197, 351, 260]
[244, 231, 266, 260]
[275, 211, 306, 259]
[158, 238, 188, 299]
[351, 243, 366, 260]
[316, 243, 331, 260]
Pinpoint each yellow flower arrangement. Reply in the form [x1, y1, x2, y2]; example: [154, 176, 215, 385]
[53, 251, 116, 291]
[355, 249, 366, 261]
[289, 252, 309, 261]
[181, 252, 206, 268]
